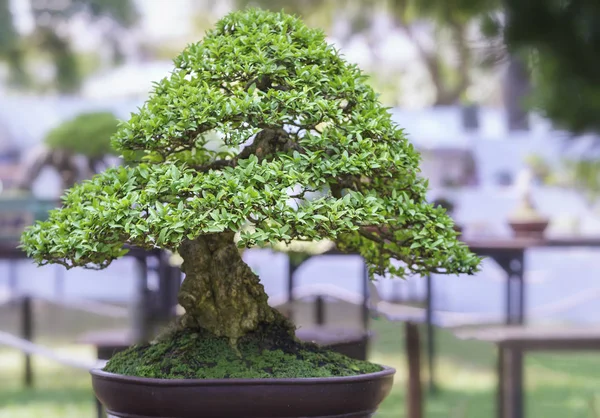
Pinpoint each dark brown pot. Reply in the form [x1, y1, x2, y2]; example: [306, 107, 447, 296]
[508, 219, 549, 238]
[91, 367, 394, 418]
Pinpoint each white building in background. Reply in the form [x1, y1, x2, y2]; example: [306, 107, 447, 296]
[82, 61, 174, 100]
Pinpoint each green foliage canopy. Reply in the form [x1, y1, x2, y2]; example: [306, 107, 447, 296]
[45, 111, 119, 157]
[21, 9, 480, 279]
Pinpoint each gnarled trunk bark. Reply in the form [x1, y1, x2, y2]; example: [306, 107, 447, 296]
[177, 232, 286, 343]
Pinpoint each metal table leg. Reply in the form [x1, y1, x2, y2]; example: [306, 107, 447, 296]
[425, 274, 437, 394]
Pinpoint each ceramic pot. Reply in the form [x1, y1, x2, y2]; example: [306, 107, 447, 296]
[91, 367, 395, 418]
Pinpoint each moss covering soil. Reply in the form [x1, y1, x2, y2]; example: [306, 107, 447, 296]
[104, 323, 382, 379]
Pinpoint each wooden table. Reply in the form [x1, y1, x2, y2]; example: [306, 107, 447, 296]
[0, 243, 178, 340]
[465, 237, 600, 325]
[456, 325, 600, 418]
[418, 237, 600, 418]
[424, 237, 600, 394]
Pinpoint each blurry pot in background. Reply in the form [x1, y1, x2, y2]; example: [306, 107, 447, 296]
[508, 219, 549, 238]
[507, 194, 549, 239]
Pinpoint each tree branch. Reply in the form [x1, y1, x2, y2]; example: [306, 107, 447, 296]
[194, 159, 236, 173]
[392, 1, 446, 104]
[192, 127, 298, 173]
[391, 0, 473, 106]
[220, 83, 235, 95]
[358, 228, 387, 245]
[289, 187, 320, 199]
[442, 17, 471, 105]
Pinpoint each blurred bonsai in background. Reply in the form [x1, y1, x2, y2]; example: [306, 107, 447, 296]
[45, 111, 119, 172]
[16, 111, 119, 192]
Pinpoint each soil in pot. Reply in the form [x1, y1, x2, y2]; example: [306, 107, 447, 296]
[104, 319, 382, 379]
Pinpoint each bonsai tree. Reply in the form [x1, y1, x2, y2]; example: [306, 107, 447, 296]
[21, 9, 479, 378]
[15, 111, 119, 192]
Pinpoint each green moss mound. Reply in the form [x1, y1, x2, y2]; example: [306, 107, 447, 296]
[104, 323, 382, 379]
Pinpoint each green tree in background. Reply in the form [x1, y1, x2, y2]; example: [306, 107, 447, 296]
[386, 0, 500, 105]
[45, 111, 119, 171]
[16, 112, 119, 192]
[494, 1, 600, 202]
[502, 0, 600, 134]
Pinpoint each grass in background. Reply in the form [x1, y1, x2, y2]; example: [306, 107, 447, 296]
[0, 347, 95, 418]
[0, 300, 122, 418]
[372, 319, 600, 418]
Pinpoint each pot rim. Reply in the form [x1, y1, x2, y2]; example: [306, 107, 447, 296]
[90, 365, 395, 387]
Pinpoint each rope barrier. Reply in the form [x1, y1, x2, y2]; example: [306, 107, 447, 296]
[269, 284, 366, 307]
[0, 279, 598, 373]
[267, 281, 600, 327]
[373, 286, 600, 327]
[0, 330, 106, 370]
[36, 294, 129, 318]
[0, 293, 128, 318]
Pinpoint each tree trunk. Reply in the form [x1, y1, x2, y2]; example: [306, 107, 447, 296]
[51, 150, 79, 190]
[87, 157, 105, 178]
[14, 147, 53, 192]
[177, 232, 284, 344]
[504, 55, 531, 131]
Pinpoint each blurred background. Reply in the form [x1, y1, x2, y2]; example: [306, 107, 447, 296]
[2, 1, 600, 417]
